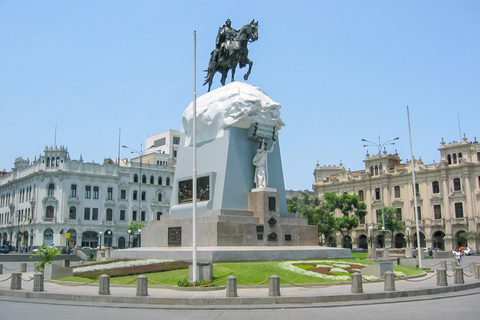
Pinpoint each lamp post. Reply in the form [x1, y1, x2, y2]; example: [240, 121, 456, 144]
[127, 230, 131, 248]
[138, 228, 141, 247]
[106, 230, 111, 248]
[122, 144, 144, 248]
[369, 225, 373, 249]
[406, 227, 410, 247]
[362, 136, 399, 249]
[99, 231, 103, 249]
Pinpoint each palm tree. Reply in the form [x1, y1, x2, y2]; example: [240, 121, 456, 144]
[31, 244, 61, 270]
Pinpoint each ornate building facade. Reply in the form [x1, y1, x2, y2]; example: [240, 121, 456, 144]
[0, 131, 179, 251]
[313, 136, 480, 252]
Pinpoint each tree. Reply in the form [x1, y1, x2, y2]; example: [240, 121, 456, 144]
[287, 192, 336, 246]
[323, 192, 367, 240]
[30, 244, 61, 270]
[377, 206, 406, 247]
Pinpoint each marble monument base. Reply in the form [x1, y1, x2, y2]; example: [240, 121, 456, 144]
[110, 246, 352, 263]
[142, 188, 318, 248]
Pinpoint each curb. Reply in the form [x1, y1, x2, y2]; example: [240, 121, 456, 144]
[1, 281, 479, 308]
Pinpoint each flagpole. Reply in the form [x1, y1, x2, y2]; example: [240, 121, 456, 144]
[192, 30, 198, 282]
[407, 106, 422, 269]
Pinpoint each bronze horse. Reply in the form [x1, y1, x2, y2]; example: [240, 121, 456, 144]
[204, 20, 259, 92]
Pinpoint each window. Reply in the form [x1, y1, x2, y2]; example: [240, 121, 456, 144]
[376, 209, 382, 223]
[156, 212, 163, 220]
[453, 178, 461, 191]
[394, 186, 400, 198]
[157, 193, 162, 202]
[69, 206, 76, 220]
[70, 184, 77, 197]
[93, 186, 99, 199]
[46, 206, 54, 219]
[432, 181, 439, 194]
[455, 203, 463, 218]
[173, 136, 180, 144]
[158, 177, 162, 185]
[166, 177, 171, 186]
[375, 188, 381, 200]
[358, 190, 364, 202]
[150, 176, 154, 184]
[84, 208, 91, 220]
[142, 175, 147, 184]
[107, 187, 113, 200]
[477, 152, 480, 162]
[453, 154, 457, 164]
[141, 191, 146, 201]
[85, 186, 91, 199]
[434, 205, 442, 219]
[120, 190, 126, 200]
[374, 165, 379, 175]
[134, 174, 138, 183]
[133, 190, 138, 200]
[154, 137, 166, 147]
[48, 183, 55, 196]
[141, 211, 146, 221]
[416, 206, 421, 220]
[92, 208, 98, 220]
[106, 208, 113, 221]
[359, 215, 365, 224]
[396, 208, 402, 220]
[132, 210, 137, 221]
[413, 183, 420, 196]
[120, 210, 126, 221]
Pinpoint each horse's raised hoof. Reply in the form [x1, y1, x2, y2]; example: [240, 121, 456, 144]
[244, 74, 249, 80]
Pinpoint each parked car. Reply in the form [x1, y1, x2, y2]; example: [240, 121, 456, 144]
[0, 245, 10, 254]
[463, 247, 474, 256]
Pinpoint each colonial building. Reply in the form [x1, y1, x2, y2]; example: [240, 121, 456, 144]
[0, 130, 180, 251]
[313, 136, 480, 252]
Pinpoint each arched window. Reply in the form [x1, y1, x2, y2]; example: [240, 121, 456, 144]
[157, 193, 162, 202]
[158, 177, 162, 185]
[453, 178, 461, 191]
[56, 157, 60, 167]
[142, 175, 147, 183]
[150, 176, 154, 184]
[166, 177, 171, 186]
[374, 165, 378, 175]
[453, 154, 457, 164]
[133, 174, 138, 183]
[394, 186, 400, 198]
[447, 154, 452, 165]
[46, 157, 51, 167]
[44, 228, 54, 246]
[48, 183, 55, 196]
[358, 190, 364, 202]
[375, 188, 381, 200]
[69, 206, 76, 220]
[46, 206, 54, 219]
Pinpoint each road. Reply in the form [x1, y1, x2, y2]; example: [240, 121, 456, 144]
[1, 288, 479, 320]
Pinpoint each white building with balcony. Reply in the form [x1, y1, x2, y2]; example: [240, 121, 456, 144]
[0, 131, 179, 251]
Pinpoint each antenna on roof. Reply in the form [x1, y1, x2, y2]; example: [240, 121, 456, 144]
[54, 123, 57, 148]
[457, 114, 462, 141]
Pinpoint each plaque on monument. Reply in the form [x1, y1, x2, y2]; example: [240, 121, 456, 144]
[252, 122, 276, 140]
[178, 176, 210, 204]
[168, 227, 182, 246]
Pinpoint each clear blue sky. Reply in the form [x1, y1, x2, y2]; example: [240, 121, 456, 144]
[1, 1, 479, 191]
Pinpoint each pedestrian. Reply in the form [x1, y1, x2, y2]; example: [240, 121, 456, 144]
[453, 248, 462, 264]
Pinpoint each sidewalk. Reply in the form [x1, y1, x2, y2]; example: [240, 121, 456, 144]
[1, 256, 479, 308]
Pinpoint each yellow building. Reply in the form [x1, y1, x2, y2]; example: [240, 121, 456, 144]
[313, 136, 480, 252]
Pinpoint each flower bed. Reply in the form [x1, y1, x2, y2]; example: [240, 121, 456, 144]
[279, 260, 369, 281]
[73, 259, 190, 279]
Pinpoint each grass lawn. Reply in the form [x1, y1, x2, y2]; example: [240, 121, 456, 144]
[59, 259, 423, 287]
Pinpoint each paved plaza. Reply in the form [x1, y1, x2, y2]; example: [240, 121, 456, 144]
[1, 255, 479, 309]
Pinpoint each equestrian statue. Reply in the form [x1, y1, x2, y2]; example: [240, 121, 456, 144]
[204, 19, 259, 92]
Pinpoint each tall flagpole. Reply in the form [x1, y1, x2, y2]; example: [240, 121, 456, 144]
[192, 31, 198, 282]
[407, 106, 422, 269]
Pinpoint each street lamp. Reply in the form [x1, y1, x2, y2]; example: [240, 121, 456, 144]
[122, 144, 144, 248]
[369, 225, 373, 249]
[127, 230, 131, 248]
[138, 228, 141, 247]
[362, 136, 400, 249]
[106, 230, 111, 248]
[406, 227, 410, 247]
[99, 231, 103, 249]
